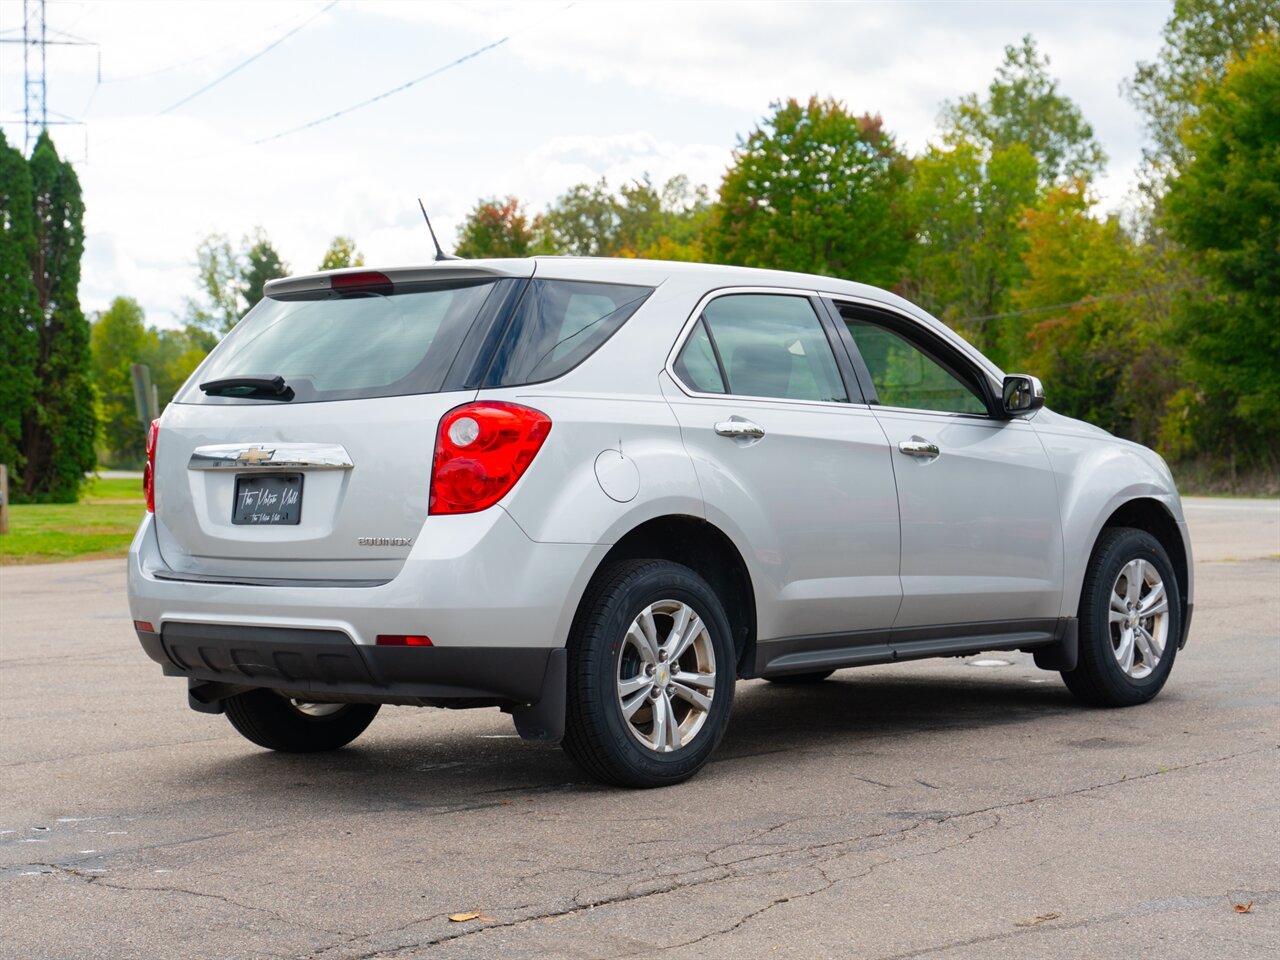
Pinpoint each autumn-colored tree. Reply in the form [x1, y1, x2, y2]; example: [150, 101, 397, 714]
[1013, 182, 1183, 448]
[704, 97, 912, 287]
[455, 195, 549, 258]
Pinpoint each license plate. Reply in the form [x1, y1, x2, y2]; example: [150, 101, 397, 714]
[232, 474, 303, 525]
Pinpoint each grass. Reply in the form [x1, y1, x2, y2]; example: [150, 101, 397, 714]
[1, 475, 145, 566]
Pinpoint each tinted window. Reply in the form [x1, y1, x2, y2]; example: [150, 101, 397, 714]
[181, 280, 497, 404]
[844, 317, 987, 415]
[488, 279, 653, 386]
[673, 318, 725, 394]
[700, 294, 846, 403]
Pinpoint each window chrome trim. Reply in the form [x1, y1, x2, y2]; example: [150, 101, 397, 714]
[188, 442, 354, 471]
[663, 285, 871, 410]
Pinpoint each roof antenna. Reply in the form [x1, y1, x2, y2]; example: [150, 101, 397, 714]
[418, 198, 462, 261]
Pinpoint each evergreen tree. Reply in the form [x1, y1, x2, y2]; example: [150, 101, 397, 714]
[0, 130, 40, 483]
[19, 132, 96, 502]
[242, 228, 287, 310]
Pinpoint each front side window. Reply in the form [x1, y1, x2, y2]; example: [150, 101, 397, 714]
[679, 294, 847, 403]
[843, 315, 988, 415]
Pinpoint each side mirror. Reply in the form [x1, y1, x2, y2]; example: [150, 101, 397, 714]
[1001, 374, 1045, 418]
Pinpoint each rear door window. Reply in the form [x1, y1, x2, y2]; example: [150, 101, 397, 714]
[485, 279, 653, 386]
[681, 294, 848, 403]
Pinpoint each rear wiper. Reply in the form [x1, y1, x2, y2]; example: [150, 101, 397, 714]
[199, 374, 295, 401]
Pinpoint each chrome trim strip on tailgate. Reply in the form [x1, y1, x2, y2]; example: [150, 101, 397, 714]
[188, 443, 354, 471]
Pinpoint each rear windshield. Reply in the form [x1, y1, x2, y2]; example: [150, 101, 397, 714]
[178, 280, 498, 404]
[485, 279, 653, 386]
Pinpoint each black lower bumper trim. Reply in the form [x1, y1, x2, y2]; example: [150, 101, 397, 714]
[139, 622, 558, 704]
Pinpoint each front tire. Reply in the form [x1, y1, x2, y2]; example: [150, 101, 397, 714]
[1062, 527, 1181, 707]
[562, 560, 736, 788]
[224, 690, 379, 752]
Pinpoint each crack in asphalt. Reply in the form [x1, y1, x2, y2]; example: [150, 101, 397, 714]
[292, 747, 1270, 959]
[867, 888, 1280, 960]
[35, 863, 353, 938]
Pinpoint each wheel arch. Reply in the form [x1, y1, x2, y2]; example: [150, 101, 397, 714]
[567, 515, 758, 678]
[1094, 497, 1190, 647]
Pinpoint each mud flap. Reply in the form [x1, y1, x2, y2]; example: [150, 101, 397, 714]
[1032, 619, 1079, 672]
[510, 648, 566, 742]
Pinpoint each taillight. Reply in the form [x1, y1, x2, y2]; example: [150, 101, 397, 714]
[143, 418, 159, 512]
[430, 402, 551, 515]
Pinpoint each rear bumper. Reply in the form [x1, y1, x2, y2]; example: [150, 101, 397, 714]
[128, 509, 605, 651]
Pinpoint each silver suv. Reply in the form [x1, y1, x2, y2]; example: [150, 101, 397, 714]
[128, 258, 1193, 787]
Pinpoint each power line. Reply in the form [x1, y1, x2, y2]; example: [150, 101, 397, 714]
[251, 2, 577, 146]
[954, 278, 1208, 326]
[158, 0, 339, 116]
[103, 3, 330, 85]
[251, 35, 509, 145]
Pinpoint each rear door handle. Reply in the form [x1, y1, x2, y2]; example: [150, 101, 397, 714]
[714, 418, 765, 440]
[897, 437, 940, 458]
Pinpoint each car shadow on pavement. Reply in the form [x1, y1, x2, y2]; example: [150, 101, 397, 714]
[195, 670, 1088, 803]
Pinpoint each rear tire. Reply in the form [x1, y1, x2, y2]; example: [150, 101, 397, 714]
[766, 670, 835, 684]
[562, 560, 735, 788]
[1062, 527, 1181, 707]
[224, 690, 379, 752]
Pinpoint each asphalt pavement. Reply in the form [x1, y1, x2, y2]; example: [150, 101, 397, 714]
[1, 498, 1277, 959]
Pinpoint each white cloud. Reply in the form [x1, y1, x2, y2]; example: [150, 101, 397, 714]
[0, 0, 1172, 326]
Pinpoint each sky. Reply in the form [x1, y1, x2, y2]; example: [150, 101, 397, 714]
[0, 0, 1173, 328]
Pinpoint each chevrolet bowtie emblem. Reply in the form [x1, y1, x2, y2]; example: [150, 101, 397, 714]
[239, 446, 275, 463]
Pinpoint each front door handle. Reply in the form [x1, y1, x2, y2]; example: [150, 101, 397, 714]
[714, 418, 765, 440]
[898, 437, 940, 458]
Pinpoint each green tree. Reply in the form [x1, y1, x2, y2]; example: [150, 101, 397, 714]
[186, 233, 243, 335]
[543, 179, 620, 256]
[91, 297, 152, 467]
[456, 196, 550, 258]
[1162, 31, 1280, 458]
[319, 235, 364, 270]
[1012, 182, 1183, 447]
[943, 35, 1106, 188]
[242, 228, 287, 310]
[616, 174, 711, 259]
[901, 140, 1040, 362]
[0, 130, 40, 482]
[18, 132, 96, 502]
[704, 97, 912, 287]
[1129, 0, 1279, 174]
[185, 228, 286, 334]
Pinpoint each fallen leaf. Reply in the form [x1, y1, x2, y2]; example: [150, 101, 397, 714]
[1014, 911, 1062, 927]
[1234, 901, 1253, 914]
[448, 912, 495, 923]
[501, 800, 513, 805]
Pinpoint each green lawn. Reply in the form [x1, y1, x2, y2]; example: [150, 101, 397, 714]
[1, 475, 146, 566]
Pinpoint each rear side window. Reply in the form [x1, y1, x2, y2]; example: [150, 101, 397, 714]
[688, 294, 847, 403]
[486, 279, 653, 386]
[672, 319, 726, 393]
[180, 280, 498, 404]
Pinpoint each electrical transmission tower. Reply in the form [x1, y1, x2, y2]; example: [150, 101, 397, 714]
[23, 0, 47, 153]
[1, 0, 97, 155]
